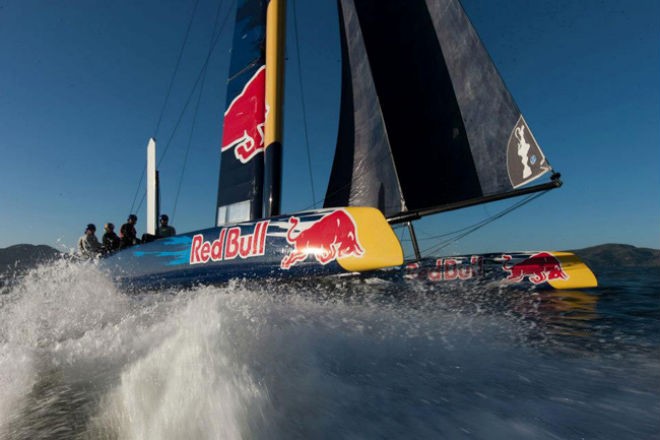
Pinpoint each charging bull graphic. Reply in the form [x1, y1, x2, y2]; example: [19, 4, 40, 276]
[221, 66, 269, 164]
[502, 252, 569, 284]
[281, 209, 364, 270]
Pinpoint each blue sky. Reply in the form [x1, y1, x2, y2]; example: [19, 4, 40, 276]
[0, 0, 658, 255]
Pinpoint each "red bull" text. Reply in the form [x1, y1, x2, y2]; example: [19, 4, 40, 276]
[190, 220, 269, 264]
[280, 209, 364, 270]
[221, 66, 269, 164]
[502, 252, 569, 284]
[405, 256, 483, 281]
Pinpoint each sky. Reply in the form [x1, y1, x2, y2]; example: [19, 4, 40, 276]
[0, 0, 658, 257]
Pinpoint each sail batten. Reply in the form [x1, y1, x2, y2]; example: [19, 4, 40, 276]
[324, 0, 554, 218]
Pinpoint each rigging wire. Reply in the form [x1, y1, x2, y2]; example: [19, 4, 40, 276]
[133, 0, 235, 214]
[156, 11, 230, 169]
[419, 190, 549, 256]
[128, 165, 146, 215]
[171, 0, 227, 222]
[291, 0, 317, 207]
[171, 62, 208, 223]
[128, 0, 201, 215]
[393, 224, 414, 260]
[154, 0, 201, 138]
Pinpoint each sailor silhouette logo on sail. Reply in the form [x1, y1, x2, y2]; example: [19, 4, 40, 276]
[506, 116, 550, 188]
[221, 66, 269, 163]
[280, 209, 364, 269]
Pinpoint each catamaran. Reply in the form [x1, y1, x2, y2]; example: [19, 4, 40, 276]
[101, 0, 597, 290]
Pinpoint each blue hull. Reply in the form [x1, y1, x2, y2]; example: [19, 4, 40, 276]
[99, 208, 595, 291]
[101, 216, 342, 289]
[99, 207, 404, 290]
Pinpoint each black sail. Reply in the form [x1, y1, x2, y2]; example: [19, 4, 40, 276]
[325, 0, 552, 220]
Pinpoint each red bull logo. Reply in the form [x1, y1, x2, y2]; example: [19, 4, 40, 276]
[405, 257, 483, 281]
[281, 209, 364, 270]
[502, 252, 569, 284]
[190, 220, 269, 264]
[221, 66, 269, 164]
[427, 256, 484, 282]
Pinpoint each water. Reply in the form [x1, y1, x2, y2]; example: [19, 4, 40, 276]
[0, 260, 658, 439]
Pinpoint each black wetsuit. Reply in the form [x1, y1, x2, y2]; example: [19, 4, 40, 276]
[102, 231, 120, 253]
[120, 223, 138, 248]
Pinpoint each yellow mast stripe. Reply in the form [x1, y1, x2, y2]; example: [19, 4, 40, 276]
[265, 0, 286, 147]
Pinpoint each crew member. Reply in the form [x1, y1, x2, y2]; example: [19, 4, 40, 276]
[120, 214, 139, 248]
[102, 223, 120, 254]
[78, 223, 102, 258]
[157, 214, 176, 238]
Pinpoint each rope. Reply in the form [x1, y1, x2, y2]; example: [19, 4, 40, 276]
[128, 167, 146, 215]
[419, 191, 549, 256]
[171, 0, 227, 222]
[133, 0, 234, 214]
[128, 0, 200, 215]
[154, 0, 201, 137]
[171, 72, 206, 222]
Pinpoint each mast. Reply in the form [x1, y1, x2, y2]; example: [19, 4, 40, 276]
[263, 0, 286, 218]
[146, 137, 159, 235]
[407, 221, 421, 260]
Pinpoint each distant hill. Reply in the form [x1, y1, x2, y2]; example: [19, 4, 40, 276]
[0, 244, 62, 279]
[572, 243, 660, 270]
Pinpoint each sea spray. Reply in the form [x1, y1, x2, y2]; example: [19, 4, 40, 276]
[0, 259, 180, 439]
[0, 262, 658, 439]
[0, 259, 127, 438]
[91, 286, 270, 440]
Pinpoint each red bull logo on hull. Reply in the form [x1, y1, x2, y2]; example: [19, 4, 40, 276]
[502, 252, 569, 284]
[405, 256, 484, 281]
[190, 220, 269, 264]
[281, 209, 364, 270]
[221, 66, 269, 164]
[427, 256, 484, 281]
